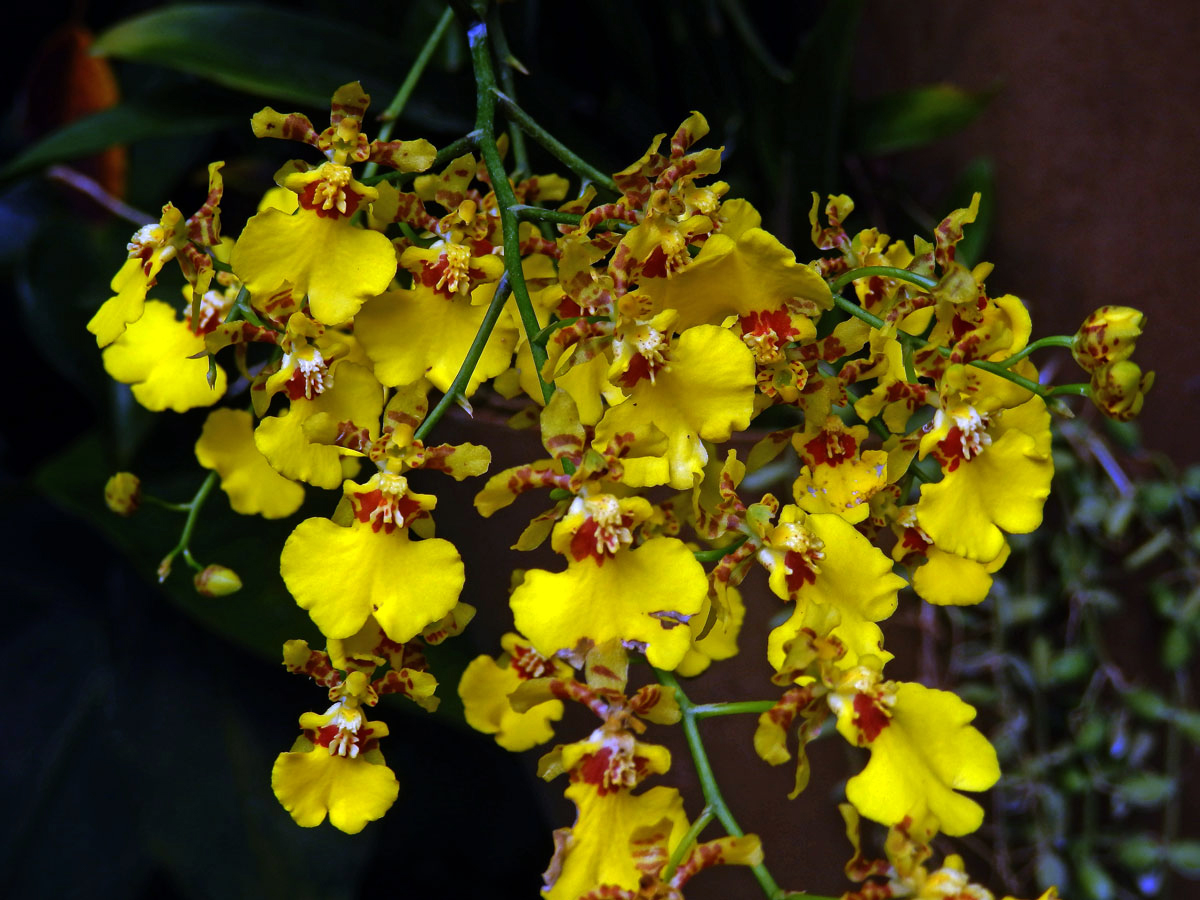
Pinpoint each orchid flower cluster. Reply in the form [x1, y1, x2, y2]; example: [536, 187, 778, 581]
[89, 16, 1152, 900]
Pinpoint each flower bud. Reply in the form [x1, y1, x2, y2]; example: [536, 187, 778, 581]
[193, 564, 243, 597]
[1089, 360, 1155, 421]
[104, 472, 141, 516]
[1072, 306, 1145, 373]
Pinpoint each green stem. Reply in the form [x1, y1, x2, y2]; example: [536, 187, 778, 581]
[159, 471, 218, 579]
[993, 334, 1075, 369]
[485, 6, 529, 179]
[693, 533, 750, 563]
[142, 495, 191, 513]
[1046, 382, 1090, 398]
[468, 19, 554, 403]
[690, 700, 777, 719]
[655, 669, 786, 900]
[828, 265, 937, 294]
[362, 6, 455, 181]
[414, 273, 512, 442]
[661, 804, 716, 882]
[511, 205, 582, 227]
[489, 87, 618, 193]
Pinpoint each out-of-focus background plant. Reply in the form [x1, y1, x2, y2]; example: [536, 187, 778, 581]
[2, 2, 1196, 898]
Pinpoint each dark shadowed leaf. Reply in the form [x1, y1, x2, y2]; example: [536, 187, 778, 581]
[851, 83, 995, 156]
[91, 4, 403, 108]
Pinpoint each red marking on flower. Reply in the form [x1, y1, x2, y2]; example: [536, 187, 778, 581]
[900, 527, 928, 554]
[740, 309, 800, 361]
[297, 179, 362, 219]
[657, 157, 698, 192]
[783, 550, 818, 593]
[853, 692, 891, 742]
[314, 724, 340, 747]
[742, 309, 799, 341]
[936, 427, 967, 471]
[510, 643, 554, 680]
[616, 352, 655, 389]
[283, 370, 310, 400]
[577, 747, 614, 787]
[557, 297, 583, 318]
[352, 490, 424, 533]
[570, 519, 607, 564]
[641, 244, 668, 279]
[803, 430, 857, 466]
[520, 234, 560, 257]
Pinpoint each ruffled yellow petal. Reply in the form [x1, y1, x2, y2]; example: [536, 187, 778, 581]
[594, 325, 755, 490]
[511, 538, 705, 670]
[545, 783, 687, 900]
[458, 655, 564, 751]
[355, 285, 517, 395]
[195, 408, 304, 518]
[639, 227, 832, 330]
[675, 587, 745, 678]
[281, 516, 464, 641]
[911, 544, 1009, 607]
[254, 362, 383, 489]
[87, 256, 158, 347]
[271, 746, 398, 834]
[840, 682, 1000, 837]
[101, 300, 227, 412]
[917, 402, 1053, 563]
[792, 448, 889, 524]
[233, 208, 396, 325]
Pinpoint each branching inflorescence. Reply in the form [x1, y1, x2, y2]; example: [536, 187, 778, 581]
[90, 6, 1153, 899]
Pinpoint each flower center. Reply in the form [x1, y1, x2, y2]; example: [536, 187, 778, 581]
[284, 347, 331, 400]
[127, 223, 174, 271]
[315, 700, 366, 758]
[300, 163, 363, 218]
[739, 309, 799, 363]
[767, 521, 826, 592]
[615, 321, 671, 387]
[931, 405, 993, 468]
[510, 642, 555, 680]
[190, 288, 235, 336]
[352, 473, 426, 534]
[568, 494, 636, 562]
[434, 242, 473, 296]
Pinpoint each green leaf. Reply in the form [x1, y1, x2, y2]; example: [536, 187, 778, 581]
[1036, 851, 1069, 893]
[1124, 688, 1171, 721]
[1075, 853, 1116, 900]
[1117, 835, 1162, 871]
[1074, 717, 1107, 754]
[1113, 773, 1174, 808]
[92, 4, 402, 108]
[1162, 624, 1193, 670]
[1049, 647, 1092, 684]
[851, 84, 995, 156]
[1, 98, 238, 183]
[1166, 840, 1200, 876]
[1172, 709, 1200, 744]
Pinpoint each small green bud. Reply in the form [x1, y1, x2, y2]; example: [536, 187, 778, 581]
[104, 472, 141, 516]
[193, 564, 243, 597]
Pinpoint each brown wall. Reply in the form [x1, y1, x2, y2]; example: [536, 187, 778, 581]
[855, 0, 1200, 464]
